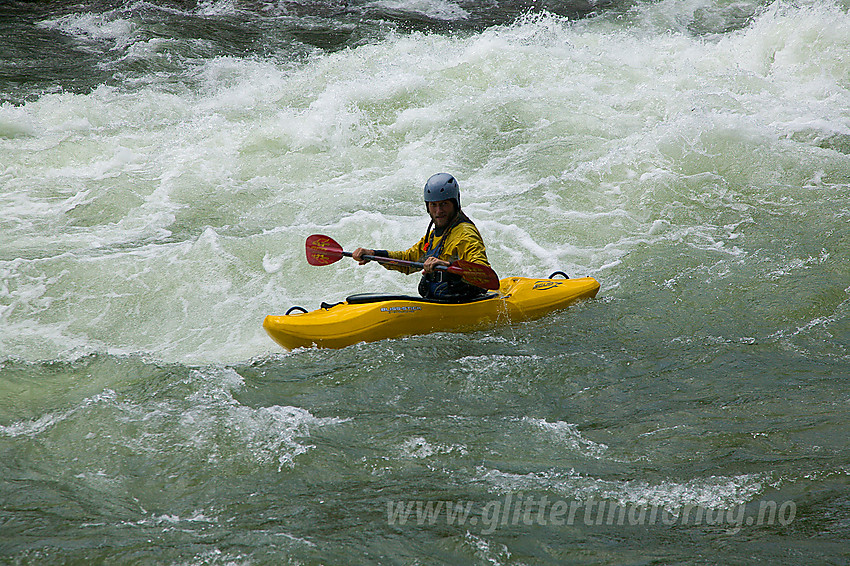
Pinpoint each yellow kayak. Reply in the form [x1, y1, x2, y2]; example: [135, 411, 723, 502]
[263, 274, 600, 350]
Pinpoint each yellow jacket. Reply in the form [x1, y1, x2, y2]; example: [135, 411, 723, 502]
[378, 218, 491, 275]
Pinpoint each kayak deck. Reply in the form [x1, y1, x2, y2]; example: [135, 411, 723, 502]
[263, 276, 599, 350]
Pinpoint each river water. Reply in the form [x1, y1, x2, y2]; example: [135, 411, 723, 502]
[1, 0, 849, 563]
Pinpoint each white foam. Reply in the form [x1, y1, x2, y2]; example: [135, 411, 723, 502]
[0, 408, 74, 438]
[523, 417, 609, 459]
[1, 365, 347, 475]
[38, 12, 137, 51]
[3, 3, 849, 364]
[366, 0, 470, 20]
[196, 0, 238, 17]
[476, 466, 765, 509]
[0, 389, 116, 438]
[398, 436, 468, 459]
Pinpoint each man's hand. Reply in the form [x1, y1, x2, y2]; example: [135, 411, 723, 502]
[352, 248, 374, 265]
[423, 256, 450, 274]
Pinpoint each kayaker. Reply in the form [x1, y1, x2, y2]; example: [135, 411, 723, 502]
[352, 173, 496, 302]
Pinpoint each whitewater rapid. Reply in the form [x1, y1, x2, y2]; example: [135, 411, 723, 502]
[2, 1, 848, 365]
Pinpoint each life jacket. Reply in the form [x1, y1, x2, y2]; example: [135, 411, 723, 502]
[417, 211, 488, 302]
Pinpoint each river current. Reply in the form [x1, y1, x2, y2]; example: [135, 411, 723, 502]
[1, 0, 849, 563]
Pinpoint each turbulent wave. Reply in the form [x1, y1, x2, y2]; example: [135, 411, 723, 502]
[2, 0, 848, 364]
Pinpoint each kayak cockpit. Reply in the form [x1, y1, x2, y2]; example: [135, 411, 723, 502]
[344, 292, 499, 305]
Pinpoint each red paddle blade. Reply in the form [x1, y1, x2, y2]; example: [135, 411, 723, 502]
[452, 260, 501, 291]
[306, 234, 344, 266]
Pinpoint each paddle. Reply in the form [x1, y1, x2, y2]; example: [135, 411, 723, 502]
[306, 234, 500, 291]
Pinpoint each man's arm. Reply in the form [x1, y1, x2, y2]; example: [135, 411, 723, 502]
[352, 236, 427, 274]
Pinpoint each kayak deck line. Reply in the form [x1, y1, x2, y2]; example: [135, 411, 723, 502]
[263, 275, 600, 351]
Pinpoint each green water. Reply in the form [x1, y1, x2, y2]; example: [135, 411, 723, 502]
[1, 0, 849, 563]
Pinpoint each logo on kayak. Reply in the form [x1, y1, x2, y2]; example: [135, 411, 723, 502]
[532, 281, 564, 291]
[381, 306, 422, 313]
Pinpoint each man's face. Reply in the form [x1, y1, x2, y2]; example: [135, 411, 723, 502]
[427, 199, 456, 228]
